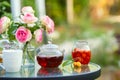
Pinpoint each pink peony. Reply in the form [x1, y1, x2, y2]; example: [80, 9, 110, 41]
[21, 13, 38, 24]
[0, 16, 10, 34]
[22, 6, 34, 14]
[34, 29, 43, 43]
[15, 27, 32, 43]
[41, 16, 54, 34]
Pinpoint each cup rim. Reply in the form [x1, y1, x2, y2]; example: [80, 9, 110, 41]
[2, 49, 23, 52]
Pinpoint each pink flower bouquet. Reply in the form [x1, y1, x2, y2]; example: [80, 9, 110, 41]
[0, 6, 55, 66]
[0, 6, 54, 44]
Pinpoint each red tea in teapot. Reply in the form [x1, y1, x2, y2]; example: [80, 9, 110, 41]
[37, 55, 63, 68]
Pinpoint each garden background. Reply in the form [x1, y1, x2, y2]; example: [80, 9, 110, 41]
[1, 0, 120, 80]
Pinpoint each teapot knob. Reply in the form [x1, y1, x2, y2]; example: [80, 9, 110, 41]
[48, 38, 52, 44]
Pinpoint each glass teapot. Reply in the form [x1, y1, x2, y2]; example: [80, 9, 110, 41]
[36, 43, 64, 68]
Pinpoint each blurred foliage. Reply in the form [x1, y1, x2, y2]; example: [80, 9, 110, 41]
[110, 0, 120, 15]
[21, 0, 34, 6]
[74, 0, 89, 18]
[91, 32, 119, 68]
[0, 0, 11, 18]
[46, 0, 66, 25]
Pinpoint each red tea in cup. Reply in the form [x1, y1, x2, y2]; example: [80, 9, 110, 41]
[72, 48, 91, 65]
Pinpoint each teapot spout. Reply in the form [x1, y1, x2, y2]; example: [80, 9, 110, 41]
[61, 49, 65, 54]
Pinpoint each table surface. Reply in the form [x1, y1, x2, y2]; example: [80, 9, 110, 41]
[0, 62, 101, 80]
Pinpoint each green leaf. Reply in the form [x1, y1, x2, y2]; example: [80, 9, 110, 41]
[28, 25, 40, 34]
[7, 22, 20, 41]
[62, 60, 73, 67]
[2, 1, 10, 7]
[0, 35, 2, 39]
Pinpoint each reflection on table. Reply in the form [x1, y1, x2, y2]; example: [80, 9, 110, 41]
[0, 66, 35, 77]
[37, 67, 62, 77]
[73, 65, 90, 73]
[0, 63, 101, 80]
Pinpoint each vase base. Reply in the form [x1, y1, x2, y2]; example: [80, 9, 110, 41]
[21, 66, 35, 77]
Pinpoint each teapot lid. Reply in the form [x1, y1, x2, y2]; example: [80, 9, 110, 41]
[42, 43, 59, 50]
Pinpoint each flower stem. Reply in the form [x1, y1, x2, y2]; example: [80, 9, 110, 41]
[43, 30, 48, 44]
[27, 47, 34, 63]
[23, 42, 29, 65]
[23, 41, 35, 65]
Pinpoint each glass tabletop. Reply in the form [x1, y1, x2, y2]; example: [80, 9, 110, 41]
[0, 62, 101, 80]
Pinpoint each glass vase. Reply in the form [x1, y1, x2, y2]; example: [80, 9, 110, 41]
[22, 43, 35, 68]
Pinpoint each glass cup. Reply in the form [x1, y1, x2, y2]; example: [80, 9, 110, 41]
[72, 40, 91, 65]
[2, 49, 23, 72]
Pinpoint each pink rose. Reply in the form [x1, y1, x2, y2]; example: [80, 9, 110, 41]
[41, 16, 54, 34]
[34, 29, 43, 43]
[22, 6, 34, 14]
[0, 16, 10, 34]
[21, 13, 38, 24]
[15, 27, 32, 43]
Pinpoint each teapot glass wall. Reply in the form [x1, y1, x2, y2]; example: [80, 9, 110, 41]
[36, 43, 64, 68]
